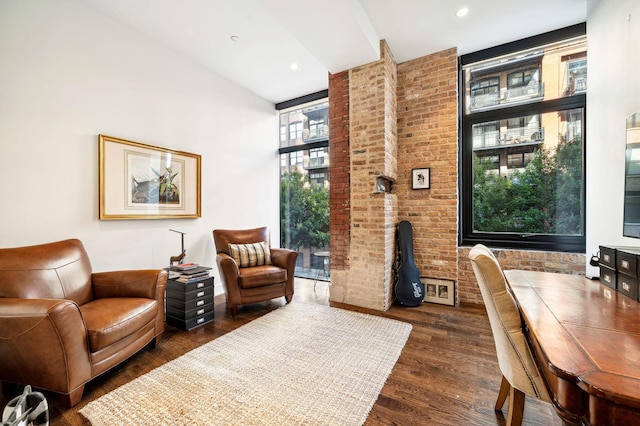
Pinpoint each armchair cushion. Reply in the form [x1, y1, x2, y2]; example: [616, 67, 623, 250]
[79, 297, 158, 352]
[238, 265, 287, 289]
[228, 241, 272, 267]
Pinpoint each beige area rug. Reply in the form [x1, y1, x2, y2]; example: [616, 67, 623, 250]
[80, 302, 412, 426]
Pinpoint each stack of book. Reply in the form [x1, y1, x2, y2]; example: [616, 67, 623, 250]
[169, 263, 212, 283]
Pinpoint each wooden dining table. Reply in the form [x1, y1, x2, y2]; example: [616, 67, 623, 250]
[503, 269, 640, 425]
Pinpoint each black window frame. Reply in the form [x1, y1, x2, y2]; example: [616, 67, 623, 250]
[459, 23, 587, 253]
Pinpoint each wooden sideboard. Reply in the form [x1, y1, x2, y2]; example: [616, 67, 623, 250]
[504, 269, 640, 425]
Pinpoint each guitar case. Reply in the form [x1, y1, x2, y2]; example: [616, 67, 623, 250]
[393, 220, 425, 307]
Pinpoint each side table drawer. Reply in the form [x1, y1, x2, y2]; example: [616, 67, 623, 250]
[618, 273, 638, 300]
[166, 311, 214, 331]
[166, 295, 214, 311]
[599, 246, 617, 268]
[166, 285, 213, 301]
[617, 250, 638, 277]
[167, 277, 214, 293]
[166, 302, 213, 320]
[599, 266, 617, 290]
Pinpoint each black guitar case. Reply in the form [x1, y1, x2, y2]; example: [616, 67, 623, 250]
[393, 220, 425, 307]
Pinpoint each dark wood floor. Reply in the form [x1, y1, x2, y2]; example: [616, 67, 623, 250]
[1, 279, 561, 426]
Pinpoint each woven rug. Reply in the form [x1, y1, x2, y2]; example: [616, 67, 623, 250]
[79, 302, 412, 426]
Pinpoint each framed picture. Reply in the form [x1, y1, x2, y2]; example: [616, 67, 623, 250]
[422, 277, 455, 306]
[99, 134, 201, 220]
[412, 168, 430, 189]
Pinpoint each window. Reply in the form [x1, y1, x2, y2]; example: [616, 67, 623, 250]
[277, 93, 330, 279]
[290, 151, 303, 168]
[460, 24, 586, 252]
[470, 77, 500, 109]
[289, 122, 303, 140]
[567, 58, 587, 93]
[308, 119, 325, 139]
[308, 147, 328, 168]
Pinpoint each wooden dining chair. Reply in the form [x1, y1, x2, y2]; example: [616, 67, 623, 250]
[468, 244, 551, 426]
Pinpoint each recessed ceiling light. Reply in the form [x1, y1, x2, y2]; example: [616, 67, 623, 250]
[290, 63, 299, 71]
[230, 35, 239, 42]
[456, 7, 469, 17]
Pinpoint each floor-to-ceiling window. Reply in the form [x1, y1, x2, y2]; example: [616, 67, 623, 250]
[277, 92, 330, 280]
[460, 24, 587, 252]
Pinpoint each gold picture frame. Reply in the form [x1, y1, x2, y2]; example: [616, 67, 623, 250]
[99, 134, 201, 220]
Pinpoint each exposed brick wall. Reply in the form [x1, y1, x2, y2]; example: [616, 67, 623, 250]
[329, 41, 397, 310]
[329, 70, 350, 271]
[328, 44, 588, 309]
[396, 48, 459, 297]
[458, 247, 586, 304]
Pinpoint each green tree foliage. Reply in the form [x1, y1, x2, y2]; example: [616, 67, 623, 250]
[280, 171, 330, 250]
[473, 137, 582, 235]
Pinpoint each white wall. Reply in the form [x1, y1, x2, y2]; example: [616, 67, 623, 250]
[586, 0, 640, 276]
[0, 0, 281, 295]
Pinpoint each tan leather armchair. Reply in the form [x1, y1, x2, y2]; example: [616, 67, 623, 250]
[0, 239, 167, 407]
[213, 227, 297, 316]
[468, 244, 550, 426]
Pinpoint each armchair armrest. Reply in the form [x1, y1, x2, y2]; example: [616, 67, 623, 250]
[270, 248, 298, 296]
[270, 248, 298, 270]
[0, 298, 92, 394]
[216, 253, 241, 306]
[92, 269, 168, 300]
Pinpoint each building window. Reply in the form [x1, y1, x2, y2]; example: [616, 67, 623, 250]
[460, 24, 586, 252]
[277, 93, 330, 279]
[472, 121, 500, 148]
[290, 151, 303, 168]
[567, 58, 587, 93]
[507, 68, 539, 88]
[470, 77, 500, 109]
[289, 122, 303, 140]
[308, 119, 324, 139]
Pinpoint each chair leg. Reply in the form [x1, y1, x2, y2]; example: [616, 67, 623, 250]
[495, 374, 510, 411]
[506, 387, 526, 426]
[60, 385, 85, 407]
[285, 295, 293, 303]
[229, 306, 238, 316]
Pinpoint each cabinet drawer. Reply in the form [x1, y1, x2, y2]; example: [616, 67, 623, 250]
[166, 302, 213, 320]
[166, 295, 214, 311]
[617, 250, 638, 277]
[618, 273, 638, 300]
[166, 311, 214, 331]
[599, 246, 617, 268]
[166, 285, 214, 301]
[599, 266, 617, 290]
[167, 277, 214, 293]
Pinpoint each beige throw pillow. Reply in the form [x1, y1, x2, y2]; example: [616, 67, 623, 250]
[228, 241, 272, 267]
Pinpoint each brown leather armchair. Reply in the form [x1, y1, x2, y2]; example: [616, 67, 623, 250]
[213, 227, 298, 316]
[0, 239, 167, 407]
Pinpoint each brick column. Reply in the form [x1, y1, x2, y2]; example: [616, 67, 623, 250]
[329, 40, 397, 310]
[329, 71, 350, 271]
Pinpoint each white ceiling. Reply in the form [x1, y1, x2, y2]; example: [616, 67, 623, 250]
[81, 0, 587, 104]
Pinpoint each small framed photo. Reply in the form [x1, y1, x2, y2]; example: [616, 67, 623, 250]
[412, 168, 430, 189]
[99, 134, 201, 220]
[422, 277, 455, 306]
